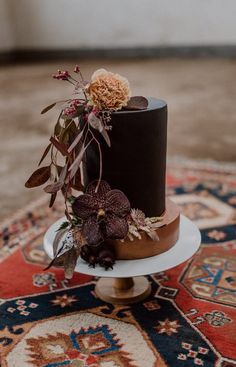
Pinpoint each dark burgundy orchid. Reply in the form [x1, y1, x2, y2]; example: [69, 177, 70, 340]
[72, 180, 131, 246]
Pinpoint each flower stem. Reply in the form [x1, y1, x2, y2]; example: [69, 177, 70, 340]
[89, 129, 102, 193]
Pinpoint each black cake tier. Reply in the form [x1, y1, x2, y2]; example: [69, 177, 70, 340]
[83, 98, 167, 217]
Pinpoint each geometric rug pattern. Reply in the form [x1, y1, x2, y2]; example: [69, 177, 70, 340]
[1, 164, 236, 366]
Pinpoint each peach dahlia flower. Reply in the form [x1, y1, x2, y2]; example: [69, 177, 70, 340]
[86, 69, 131, 111]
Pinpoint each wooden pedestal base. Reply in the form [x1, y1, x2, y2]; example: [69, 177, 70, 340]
[95, 276, 151, 305]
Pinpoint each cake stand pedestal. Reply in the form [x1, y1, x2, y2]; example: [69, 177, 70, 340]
[44, 215, 201, 305]
[95, 276, 151, 304]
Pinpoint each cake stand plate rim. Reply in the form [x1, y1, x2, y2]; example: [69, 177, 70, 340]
[43, 214, 201, 278]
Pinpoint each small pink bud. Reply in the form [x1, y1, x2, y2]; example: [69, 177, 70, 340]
[74, 65, 80, 73]
[52, 69, 71, 81]
[63, 106, 77, 117]
[70, 99, 81, 108]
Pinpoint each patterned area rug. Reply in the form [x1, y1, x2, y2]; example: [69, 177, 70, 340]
[1, 163, 236, 367]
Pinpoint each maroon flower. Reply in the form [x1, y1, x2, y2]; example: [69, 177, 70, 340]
[72, 180, 131, 245]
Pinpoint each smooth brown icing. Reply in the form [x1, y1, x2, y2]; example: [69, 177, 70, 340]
[83, 98, 167, 217]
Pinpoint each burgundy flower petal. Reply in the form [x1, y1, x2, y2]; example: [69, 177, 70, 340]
[86, 180, 111, 198]
[72, 194, 97, 220]
[105, 214, 129, 239]
[105, 190, 131, 217]
[82, 216, 104, 245]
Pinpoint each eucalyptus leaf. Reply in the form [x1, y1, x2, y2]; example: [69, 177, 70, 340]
[59, 164, 68, 181]
[25, 166, 51, 188]
[44, 181, 64, 194]
[56, 165, 63, 175]
[38, 143, 51, 166]
[52, 228, 68, 257]
[54, 112, 63, 137]
[71, 171, 83, 191]
[64, 119, 73, 128]
[50, 136, 69, 156]
[100, 127, 111, 147]
[49, 192, 57, 208]
[88, 113, 111, 147]
[44, 256, 63, 270]
[88, 112, 103, 132]
[44, 164, 68, 193]
[76, 105, 85, 116]
[68, 129, 84, 153]
[41, 102, 57, 114]
[59, 121, 77, 147]
[124, 96, 148, 110]
[68, 143, 85, 179]
[44, 244, 73, 270]
[60, 131, 69, 147]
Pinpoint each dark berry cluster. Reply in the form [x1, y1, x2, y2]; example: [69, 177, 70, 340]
[80, 244, 115, 270]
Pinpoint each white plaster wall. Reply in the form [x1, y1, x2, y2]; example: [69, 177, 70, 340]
[2, 0, 236, 50]
[0, 0, 14, 50]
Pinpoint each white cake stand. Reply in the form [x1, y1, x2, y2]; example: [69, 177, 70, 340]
[44, 215, 201, 305]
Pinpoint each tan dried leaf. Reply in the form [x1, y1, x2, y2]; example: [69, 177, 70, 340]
[64, 247, 78, 279]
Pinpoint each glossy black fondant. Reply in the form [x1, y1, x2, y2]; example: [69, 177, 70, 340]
[83, 98, 167, 216]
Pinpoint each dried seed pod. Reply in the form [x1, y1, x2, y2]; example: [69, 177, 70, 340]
[80, 244, 98, 268]
[80, 242, 116, 270]
[80, 244, 91, 262]
[88, 255, 97, 268]
[97, 248, 115, 270]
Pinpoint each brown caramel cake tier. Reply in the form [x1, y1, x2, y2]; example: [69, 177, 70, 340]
[107, 199, 180, 260]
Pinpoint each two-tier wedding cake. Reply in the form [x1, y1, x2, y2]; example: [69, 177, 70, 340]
[25, 67, 180, 277]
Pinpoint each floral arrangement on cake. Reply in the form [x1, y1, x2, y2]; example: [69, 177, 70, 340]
[25, 66, 163, 278]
